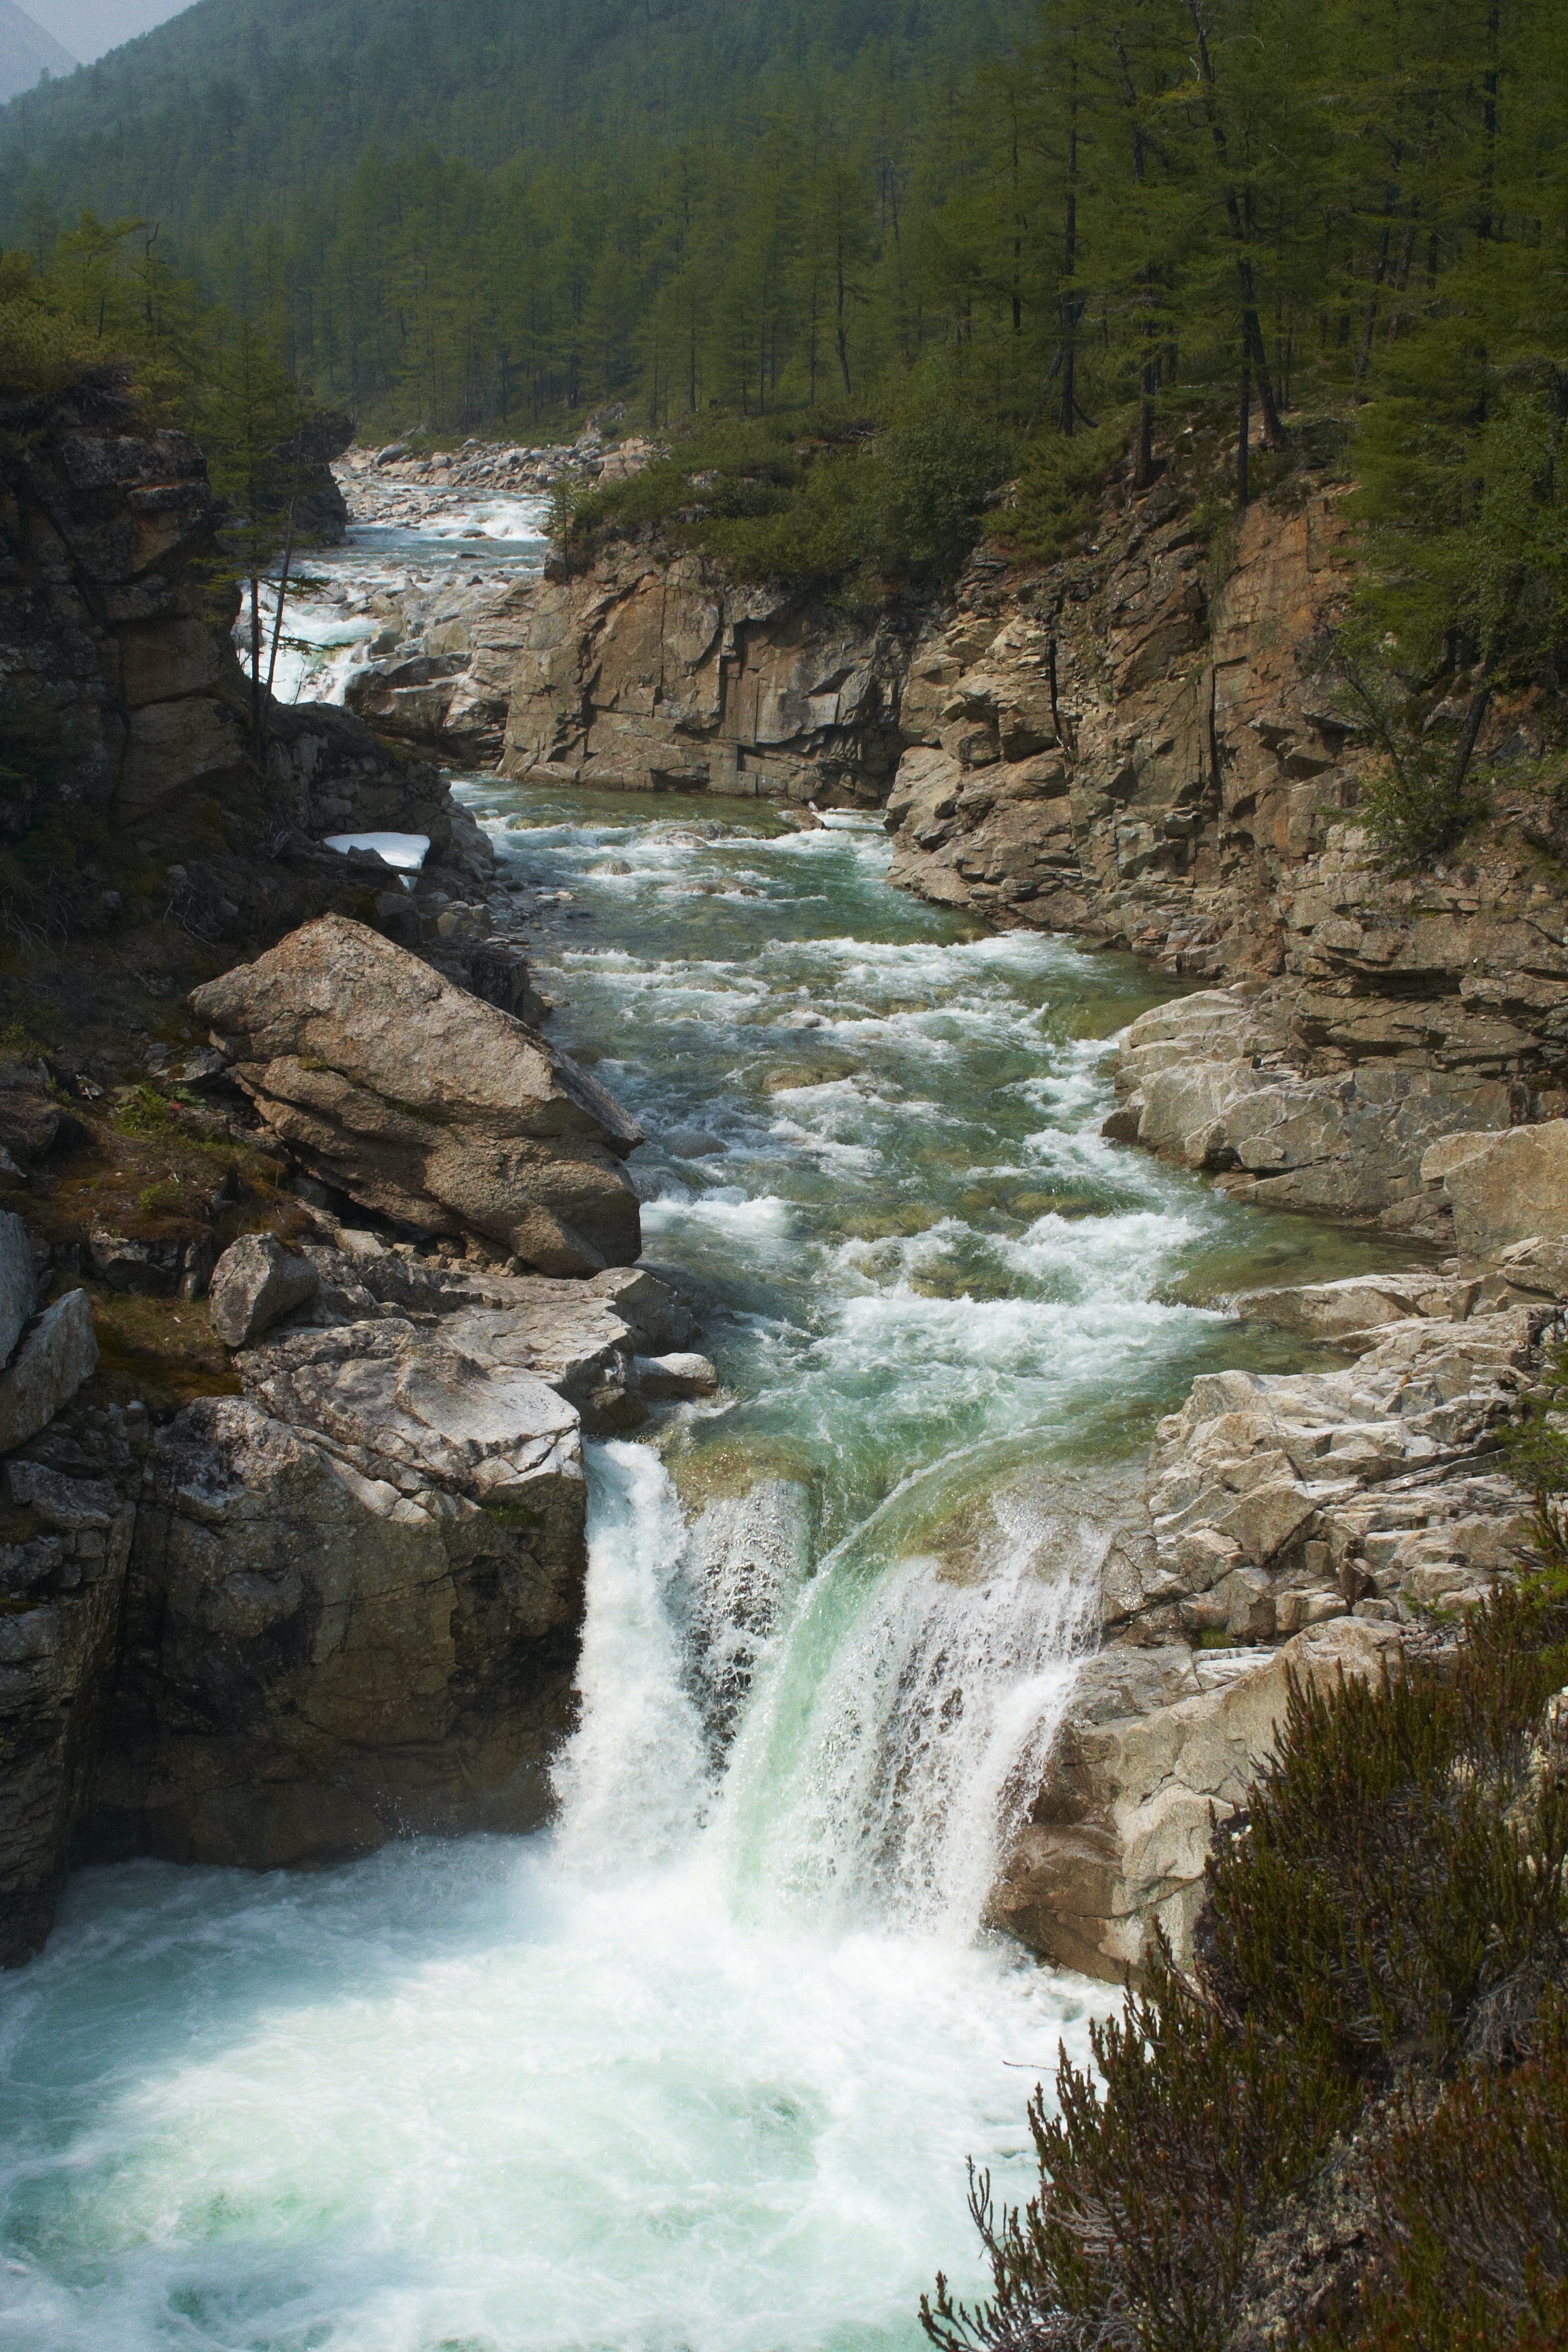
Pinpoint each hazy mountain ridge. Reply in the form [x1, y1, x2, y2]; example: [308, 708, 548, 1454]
[0, 0, 74, 105]
[0, 0, 1028, 224]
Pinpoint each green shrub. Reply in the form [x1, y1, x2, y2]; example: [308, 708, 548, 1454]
[116, 1084, 177, 1137]
[1204, 1590, 1568, 2073]
[922, 1945, 1356, 2352]
[1327, 627, 1491, 866]
[1007, 416, 1130, 560]
[1311, 1989, 1568, 2351]
[561, 370, 1015, 599]
[925, 1589, 1568, 2352]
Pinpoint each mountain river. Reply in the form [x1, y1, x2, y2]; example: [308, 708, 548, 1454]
[0, 495, 1422, 2352]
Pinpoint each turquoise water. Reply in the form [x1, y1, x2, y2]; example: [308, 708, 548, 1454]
[0, 782, 1417, 2352]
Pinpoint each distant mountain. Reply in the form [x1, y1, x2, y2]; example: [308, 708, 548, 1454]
[0, 0, 74, 103]
[0, 0, 1026, 231]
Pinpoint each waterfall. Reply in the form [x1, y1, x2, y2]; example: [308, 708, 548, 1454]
[553, 1443, 1098, 1944]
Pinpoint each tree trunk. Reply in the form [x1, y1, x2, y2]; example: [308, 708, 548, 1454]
[1237, 355, 1251, 507]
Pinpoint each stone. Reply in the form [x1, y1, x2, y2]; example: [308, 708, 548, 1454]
[0, 1211, 37, 1365]
[993, 1618, 1403, 1982]
[1439, 1120, 1568, 1257]
[208, 1233, 321, 1350]
[88, 1319, 589, 1870]
[5, 1462, 118, 1531]
[0, 1292, 98, 1456]
[1420, 1130, 1504, 1188]
[1233, 1270, 1460, 1349]
[500, 544, 913, 803]
[192, 915, 646, 1273]
[90, 1228, 216, 1298]
[1215, 1479, 1317, 1567]
[634, 1351, 720, 1400]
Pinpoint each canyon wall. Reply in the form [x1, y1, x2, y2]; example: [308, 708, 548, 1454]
[500, 545, 921, 803]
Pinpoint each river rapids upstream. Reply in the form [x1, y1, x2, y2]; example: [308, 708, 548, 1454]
[0, 489, 1419, 2352]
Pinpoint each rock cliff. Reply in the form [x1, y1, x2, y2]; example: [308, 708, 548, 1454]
[880, 464, 1567, 1229]
[501, 543, 920, 802]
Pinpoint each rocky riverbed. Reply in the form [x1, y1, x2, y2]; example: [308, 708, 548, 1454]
[3, 402, 1567, 2349]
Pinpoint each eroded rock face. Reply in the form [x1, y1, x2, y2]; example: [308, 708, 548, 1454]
[992, 1620, 1402, 1979]
[92, 1336, 588, 1868]
[501, 547, 919, 802]
[0, 380, 247, 829]
[996, 1279, 1548, 1982]
[1108, 991, 1524, 1239]
[881, 477, 1568, 1226]
[89, 1239, 704, 1869]
[0, 1450, 137, 1967]
[192, 915, 644, 1273]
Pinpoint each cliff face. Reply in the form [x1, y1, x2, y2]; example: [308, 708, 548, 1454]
[0, 376, 444, 862]
[1, 376, 248, 830]
[501, 544, 921, 802]
[880, 467, 1568, 1237]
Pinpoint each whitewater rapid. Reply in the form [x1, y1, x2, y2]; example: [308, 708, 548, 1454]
[1, 542, 1424, 2352]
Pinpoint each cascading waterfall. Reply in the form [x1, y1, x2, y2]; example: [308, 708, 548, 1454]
[0, 507, 1428, 2352]
[553, 1445, 1099, 1948]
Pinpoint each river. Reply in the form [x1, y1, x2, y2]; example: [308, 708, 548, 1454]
[0, 491, 1421, 2352]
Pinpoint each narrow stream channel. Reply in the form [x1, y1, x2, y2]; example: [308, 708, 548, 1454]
[0, 508, 1424, 2352]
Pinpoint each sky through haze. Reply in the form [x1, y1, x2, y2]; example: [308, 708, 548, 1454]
[26, 0, 189, 64]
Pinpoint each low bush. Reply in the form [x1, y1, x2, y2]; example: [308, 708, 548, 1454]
[924, 1588, 1568, 2352]
[559, 368, 1015, 601]
[1313, 1990, 1568, 2350]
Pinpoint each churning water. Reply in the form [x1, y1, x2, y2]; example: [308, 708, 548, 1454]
[0, 728, 1424, 2351]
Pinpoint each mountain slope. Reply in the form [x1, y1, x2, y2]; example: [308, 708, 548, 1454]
[0, 0, 1027, 231]
[0, 0, 74, 103]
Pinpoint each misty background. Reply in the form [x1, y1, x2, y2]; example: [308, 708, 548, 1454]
[24, 0, 189, 66]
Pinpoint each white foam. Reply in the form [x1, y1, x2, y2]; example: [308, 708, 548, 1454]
[323, 832, 430, 872]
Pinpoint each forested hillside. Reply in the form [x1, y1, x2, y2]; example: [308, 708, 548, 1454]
[2, 0, 1564, 766]
[1, 0, 1562, 465]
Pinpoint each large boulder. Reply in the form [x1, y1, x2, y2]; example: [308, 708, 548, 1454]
[88, 1318, 589, 1867]
[0, 1291, 99, 1454]
[992, 1620, 1404, 1981]
[191, 915, 645, 1275]
[1429, 1120, 1568, 1257]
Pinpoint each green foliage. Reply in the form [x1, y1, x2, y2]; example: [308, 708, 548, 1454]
[1502, 1333, 1568, 1600]
[567, 371, 1015, 594]
[927, 1589, 1568, 2352]
[115, 1085, 177, 1139]
[1312, 1991, 1568, 2351]
[923, 1946, 1356, 2352]
[1008, 417, 1131, 559]
[1328, 628, 1493, 866]
[1205, 1590, 1568, 2072]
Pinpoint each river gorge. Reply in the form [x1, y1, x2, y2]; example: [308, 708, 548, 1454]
[0, 451, 1552, 2352]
